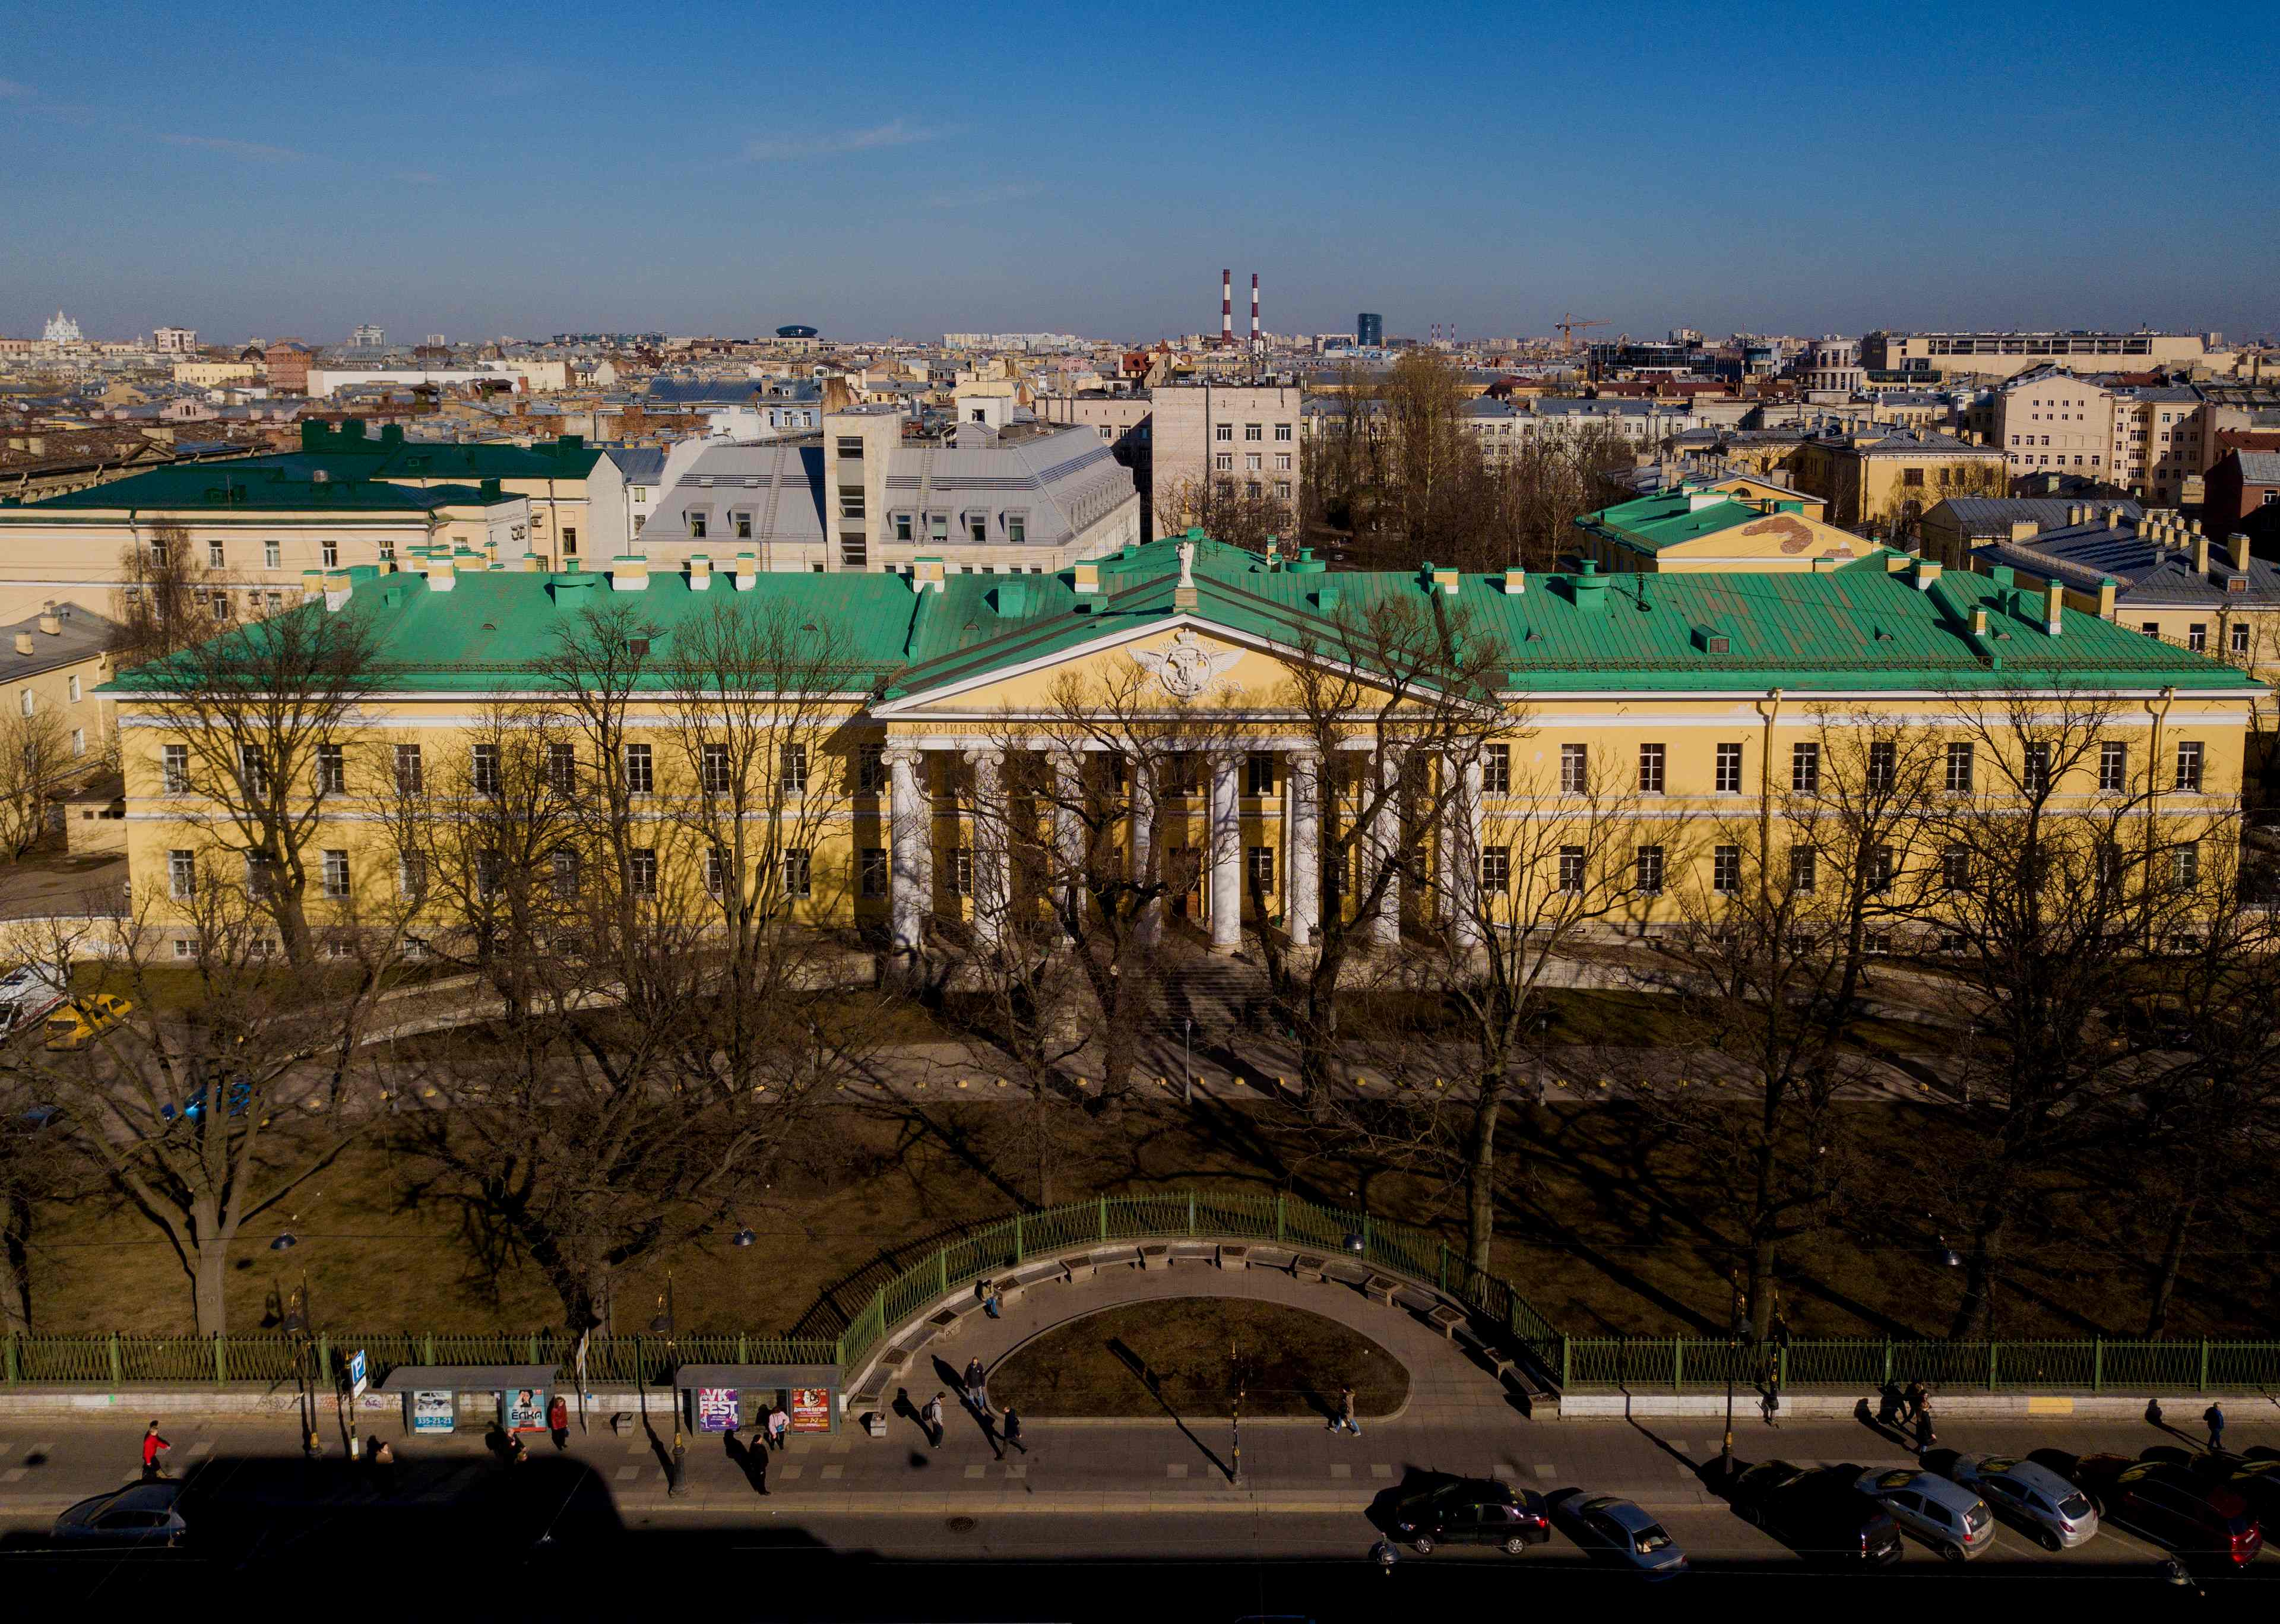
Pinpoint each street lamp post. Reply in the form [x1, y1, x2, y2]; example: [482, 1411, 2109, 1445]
[1182, 1017, 1193, 1106]
[1721, 1268, 1747, 1473]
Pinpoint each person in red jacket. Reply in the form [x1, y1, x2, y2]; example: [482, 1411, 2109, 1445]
[546, 1394, 570, 1451]
[141, 1421, 172, 1482]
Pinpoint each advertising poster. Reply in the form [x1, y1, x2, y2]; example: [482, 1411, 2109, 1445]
[790, 1386, 831, 1432]
[504, 1386, 547, 1432]
[695, 1388, 739, 1433]
[410, 1390, 455, 1434]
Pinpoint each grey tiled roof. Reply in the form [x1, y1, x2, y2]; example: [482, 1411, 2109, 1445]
[1935, 496, 2144, 536]
[1972, 520, 2280, 607]
[0, 603, 119, 679]
[2233, 449, 2280, 483]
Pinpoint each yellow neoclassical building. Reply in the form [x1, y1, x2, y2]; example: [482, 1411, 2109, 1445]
[100, 535, 2259, 957]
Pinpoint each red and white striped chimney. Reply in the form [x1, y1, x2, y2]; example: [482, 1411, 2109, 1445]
[1250, 273, 1260, 348]
[1221, 270, 1233, 346]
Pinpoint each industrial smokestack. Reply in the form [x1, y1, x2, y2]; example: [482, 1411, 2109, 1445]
[1221, 270, 1233, 347]
[1250, 274, 1260, 348]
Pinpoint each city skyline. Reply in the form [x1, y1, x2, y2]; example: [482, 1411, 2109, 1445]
[3, 1, 2276, 344]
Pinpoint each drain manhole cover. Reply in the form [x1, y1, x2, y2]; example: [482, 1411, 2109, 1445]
[945, 1516, 978, 1533]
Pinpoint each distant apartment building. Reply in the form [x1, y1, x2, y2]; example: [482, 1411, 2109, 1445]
[151, 327, 197, 355]
[631, 409, 1139, 575]
[1796, 337, 1863, 395]
[1865, 329, 2221, 380]
[1788, 428, 2008, 533]
[2205, 449, 2280, 544]
[1356, 313, 1383, 347]
[1033, 393, 1155, 534]
[173, 359, 260, 388]
[1148, 385, 1304, 537]
[262, 342, 312, 395]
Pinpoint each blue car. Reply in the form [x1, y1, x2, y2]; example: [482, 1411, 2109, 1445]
[163, 1078, 253, 1123]
[1560, 1495, 1689, 1578]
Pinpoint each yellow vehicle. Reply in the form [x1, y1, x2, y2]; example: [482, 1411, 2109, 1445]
[44, 993, 132, 1052]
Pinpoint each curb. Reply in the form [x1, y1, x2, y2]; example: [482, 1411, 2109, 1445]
[1550, 1392, 2266, 1421]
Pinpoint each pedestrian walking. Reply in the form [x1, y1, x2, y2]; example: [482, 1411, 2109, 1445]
[1331, 1386, 1360, 1437]
[1002, 1406, 1026, 1456]
[1902, 1380, 1927, 1423]
[1913, 1401, 1937, 1454]
[2205, 1403, 2226, 1452]
[922, 1392, 945, 1447]
[964, 1357, 992, 1415]
[767, 1405, 788, 1451]
[140, 1421, 172, 1482]
[1760, 1382, 1781, 1428]
[1875, 1382, 1902, 1428]
[546, 1393, 570, 1452]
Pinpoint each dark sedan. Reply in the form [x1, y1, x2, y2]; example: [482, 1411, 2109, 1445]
[1726, 1459, 1904, 1565]
[1386, 1477, 1551, 1556]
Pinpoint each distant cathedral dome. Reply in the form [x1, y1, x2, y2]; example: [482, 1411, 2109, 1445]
[42, 310, 83, 344]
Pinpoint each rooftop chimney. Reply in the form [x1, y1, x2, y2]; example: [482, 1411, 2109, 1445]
[1250, 274, 1261, 349]
[2231, 531, 2253, 571]
[1221, 270, 1233, 347]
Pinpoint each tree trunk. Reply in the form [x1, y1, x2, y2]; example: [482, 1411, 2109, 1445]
[2144, 1192, 2199, 1340]
[1465, 1076, 1504, 1273]
[192, 1237, 231, 1338]
[1947, 1206, 2009, 1340]
[2, 1185, 32, 1337]
[1746, 1232, 1779, 1345]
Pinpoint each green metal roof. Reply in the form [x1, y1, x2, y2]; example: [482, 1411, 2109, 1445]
[100, 535, 2263, 702]
[1573, 489, 1800, 553]
[4, 464, 512, 514]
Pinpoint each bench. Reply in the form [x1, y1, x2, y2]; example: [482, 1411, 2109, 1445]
[1167, 1240, 1217, 1267]
[610, 1412, 637, 1437]
[1008, 1262, 1067, 1291]
[1291, 1252, 1328, 1282]
[1363, 1274, 1401, 1306]
[874, 1347, 912, 1378]
[1247, 1245, 1296, 1272]
[1426, 1303, 1467, 1340]
[1452, 1325, 1519, 1382]
[1139, 1243, 1172, 1270]
[1217, 1245, 1249, 1271]
[862, 1409, 887, 1438]
[1322, 1259, 1372, 1288]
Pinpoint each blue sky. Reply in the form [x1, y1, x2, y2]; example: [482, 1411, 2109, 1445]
[3, 1, 2274, 346]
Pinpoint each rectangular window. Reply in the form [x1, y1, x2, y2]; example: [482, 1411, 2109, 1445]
[1247, 846, 1275, 892]
[2233, 622, 2252, 655]
[1480, 846, 1509, 892]
[2174, 740, 2203, 792]
[628, 849, 657, 897]
[163, 743, 189, 794]
[2173, 841, 2200, 888]
[550, 849, 578, 898]
[1635, 845, 1665, 894]
[1715, 742, 1743, 794]
[70, 727, 83, 756]
[397, 851, 428, 899]
[1791, 742, 1819, 792]
[625, 743, 653, 794]
[239, 743, 267, 796]
[168, 848, 195, 899]
[394, 743, 423, 793]
[67, 675, 81, 704]
[783, 848, 812, 899]
[1713, 844, 1741, 895]
[949, 849, 972, 897]
[2142, 621, 2160, 637]
[2022, 742, 2051, 796]
[1560, 742, 1587, 793]
[464, 742, 501, 796]
[208, 540, 225, 569]
[857, 742, 885, 795]
[705, 846, 729, 897]
[736, 514, 754, 540]
[842, 495, 868, 522]
[2188, 623, 2207, 653]
[1481, 745, 1509, 793]
[322, 850, 349, 900]
[1636, 743, 1665, 793]
[1274, 453, 1292, 471]
[1943, 846, 1970, 892]
[1244, 453, 1261, 472]
[547, 743, 576, 793]
[316, 743, 345, 795]
[860, 847, 887, 898]
[1945, 742, 1974, 794]
[321, 540, 338, 568]
[1215, 452, 1233, 472]
[1007, 514, 1027, 545]
[1275, 422, 1293, 442]
[2099, 740, 2126, 792]
[1246, 753, 1275, 796]
[1870, 845, 1895, 894]
[1215, 423, 1233, 441]
[1789, 846, 1816, 894]
[264, 540, 281, 569]
[701, 743, 732, 794]
[780, 742, 808, 794]
[562, 527, 577, 553]
[1275, 480, 1293, 501]
[1558, 846, 1585, 894]
[1244, 422, 1262, 441]
[1867, 740, 1895, 794]
[689, 514, 707, 539]
[928, 514, 948, 541]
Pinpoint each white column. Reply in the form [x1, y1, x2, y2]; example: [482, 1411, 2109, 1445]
[885, 746, 926, 955]
[1444, 751, 1486, 952]
[965, 747, 1009, 949]
[1129, 758, 1160, 945]
[1208, 750, 1243, 954]
[1051, 749, 1084, 930]
[1366, 746, 1401, 948]
[1285, 748, 1320, 948]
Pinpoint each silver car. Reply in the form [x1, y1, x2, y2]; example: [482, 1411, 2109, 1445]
[52, 1483, 186, 1547]
[1856, 1467, 1996, 1561]
[1563, 1495, 1689, 1578]
[1945, 1454, 2099, 1550]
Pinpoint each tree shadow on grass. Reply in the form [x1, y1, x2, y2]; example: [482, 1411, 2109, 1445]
[1106, 1336, 1232, 1481]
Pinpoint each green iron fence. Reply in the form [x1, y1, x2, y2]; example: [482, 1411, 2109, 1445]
[1560, 1335, 2280, 1395]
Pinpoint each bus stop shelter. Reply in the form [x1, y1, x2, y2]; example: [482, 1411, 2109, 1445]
[673, 1363, 839, 1436]
[377, 1364, 559, 1437]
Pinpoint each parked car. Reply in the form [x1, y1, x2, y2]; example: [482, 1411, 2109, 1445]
[1385, 1476, 1550, 1555]
[42, 992, 131, 1052]
[2053, 1455, 2260, 1567]
[1855, 1466, 1996, 1560]
[1726, 1460, 1904, 1565]
[1556, 1493, 1688, 1578]
[52, 1483, 185, 1547]
[2145, 1450, 2280, 1531]
[1939, 1454, 2098, 1550]
[0, 964, 68, 1039]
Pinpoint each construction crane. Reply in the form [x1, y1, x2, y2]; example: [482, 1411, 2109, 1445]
[1555, 314, 1608, 353]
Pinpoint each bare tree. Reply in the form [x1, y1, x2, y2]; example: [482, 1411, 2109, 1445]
[0, 708, 74, 858]
[110, 523, 221, 665]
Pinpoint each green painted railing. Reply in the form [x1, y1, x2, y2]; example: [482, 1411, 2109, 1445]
[0, 1331, 840, 1390]
[1560, 1335, 2280, 1395]
[833, 1190, 1564, 1381]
